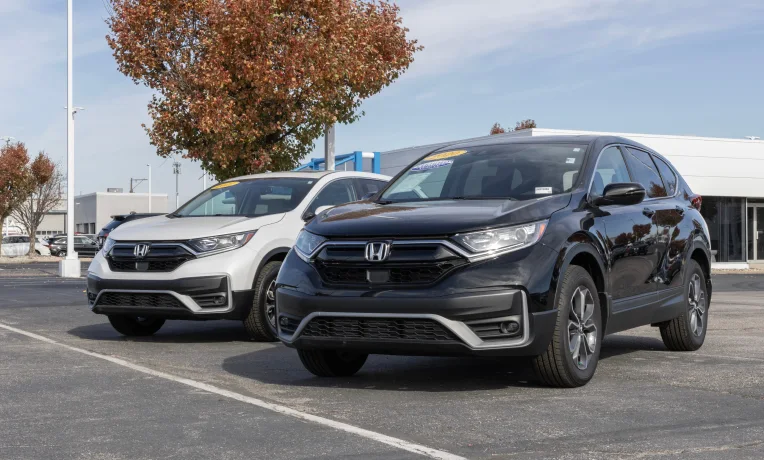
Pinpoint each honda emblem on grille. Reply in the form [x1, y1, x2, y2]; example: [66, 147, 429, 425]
[364, 242, 390, 262]
[133, 243, 150, 259]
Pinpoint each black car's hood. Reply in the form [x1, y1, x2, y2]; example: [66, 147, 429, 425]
[307, 195, 572, 238]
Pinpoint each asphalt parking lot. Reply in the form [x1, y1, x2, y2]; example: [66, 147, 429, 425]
[1, 264, 763, 459]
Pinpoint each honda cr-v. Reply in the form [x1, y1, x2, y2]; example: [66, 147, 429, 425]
[275, 136, 712, 387]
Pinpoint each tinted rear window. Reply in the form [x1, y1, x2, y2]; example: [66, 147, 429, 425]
[623, 148, 667, 198]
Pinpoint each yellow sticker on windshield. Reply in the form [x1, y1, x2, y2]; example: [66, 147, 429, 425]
[211, 181, 239, 190]
[424, 150, 467, 161]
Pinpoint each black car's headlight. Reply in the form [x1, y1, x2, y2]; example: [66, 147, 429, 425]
[294, 230, 326, 261]
[101, 237, 116, 255]
[452, 221, 547, 257]
[187, 232, 256, 256]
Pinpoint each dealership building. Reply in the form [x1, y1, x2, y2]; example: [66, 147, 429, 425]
[373, 128, 764, 269]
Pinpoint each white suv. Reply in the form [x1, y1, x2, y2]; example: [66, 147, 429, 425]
[87, 171, 389, 340]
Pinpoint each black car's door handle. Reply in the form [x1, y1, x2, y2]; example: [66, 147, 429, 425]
[675, 206, 685, 215]
[642, 208, 655, 218]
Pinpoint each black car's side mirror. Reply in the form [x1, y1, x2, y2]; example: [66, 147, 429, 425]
[593, 182, 646, 206]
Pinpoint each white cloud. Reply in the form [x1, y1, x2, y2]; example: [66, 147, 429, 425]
[398, 0, 764, 77]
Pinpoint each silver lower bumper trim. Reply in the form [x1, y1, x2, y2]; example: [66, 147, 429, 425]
[282, 291, 531, 350]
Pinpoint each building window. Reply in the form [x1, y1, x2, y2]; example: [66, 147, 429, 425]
[700, 197, 744, 262]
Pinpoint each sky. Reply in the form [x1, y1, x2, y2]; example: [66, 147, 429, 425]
[1, 0, 763, 206]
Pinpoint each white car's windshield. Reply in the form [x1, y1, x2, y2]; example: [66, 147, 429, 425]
[381, 143, 587, 202]
[174, 178, 318, 217]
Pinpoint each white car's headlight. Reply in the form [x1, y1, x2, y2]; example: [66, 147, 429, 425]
[453, 221, 547, 255]
[187, 232, 255, 255]
[102, 237, 116, 255]
[294, 230, 326, 259]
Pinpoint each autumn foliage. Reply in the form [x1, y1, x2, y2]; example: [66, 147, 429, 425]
[13, 153, 62, 255]
[490, 119, 538, 135]
[0, 142, 32, 254]
[107, 0, 421, 178]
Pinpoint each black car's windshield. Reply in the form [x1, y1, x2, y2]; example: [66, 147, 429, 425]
[380, 143, 587, 203]
[173, 177, 318, 217]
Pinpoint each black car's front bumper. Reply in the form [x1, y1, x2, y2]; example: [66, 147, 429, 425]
[87, 274, 254, 320]
[277, 286, 557, 357]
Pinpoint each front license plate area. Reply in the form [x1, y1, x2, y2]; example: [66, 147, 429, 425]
[366, 269, 390, 283]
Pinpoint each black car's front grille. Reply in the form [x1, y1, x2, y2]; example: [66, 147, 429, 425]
[107, 243, 194, 273]
[96, 292, 186, 310]
[301, 317, 458, 342]
[318, 262, 460, 285]
[314, 241, 466, 286]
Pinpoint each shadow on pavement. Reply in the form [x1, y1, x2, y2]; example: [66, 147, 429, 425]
[222, 333, 669, 391]
[67, 320, 253, 343]
[223, 347, 538, 391]
[600, 334, 667, 359]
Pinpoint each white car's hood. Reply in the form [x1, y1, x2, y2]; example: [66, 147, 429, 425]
[109, 214, 285, 241]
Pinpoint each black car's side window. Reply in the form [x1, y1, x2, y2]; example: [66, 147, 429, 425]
[592, 146, 631, 197]
[652, 155, 677, 196]
[623, 148, 667, 198]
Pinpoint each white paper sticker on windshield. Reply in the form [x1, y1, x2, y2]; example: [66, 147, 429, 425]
[535, 187, 553, 194]
[573, 148, 581, 152]
[566, 158, 576, 164]
[411, 159, 453, 172]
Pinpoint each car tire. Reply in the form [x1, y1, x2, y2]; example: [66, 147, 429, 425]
[297, 349, 368, 377]
[59, 250, 66, 257]
[243, 261, 281, 342]
[533, 265, 602, 388]
[660, 260, 708, 351]
[108, 315, 165, 337]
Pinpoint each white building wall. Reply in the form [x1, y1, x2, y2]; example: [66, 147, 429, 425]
[528, 129, 764, 199]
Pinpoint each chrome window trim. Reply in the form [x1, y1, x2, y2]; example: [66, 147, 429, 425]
[281, 291, 531, 350]
[587, 143, 680, 205]
[620, 146, 680, 201]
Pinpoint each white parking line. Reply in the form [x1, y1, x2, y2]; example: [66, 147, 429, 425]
[0, 322, 466, 460]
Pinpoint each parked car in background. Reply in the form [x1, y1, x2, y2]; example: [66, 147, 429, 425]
[2, 236, 29, 257]
[47, 235, 99, 257]
[0, 235, 52, 257]
[276, 136, 712, 387]
[97, 213, 164, 248]
[36, 237, 51, 256]
[87, 171, 389, 340]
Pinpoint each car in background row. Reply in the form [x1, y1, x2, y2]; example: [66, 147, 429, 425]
[276, 136, 712, 388]
[87, 171, 389, 340]
[47, 235, 100, 257]
[97, 213, 164, 248]
[1, 235, 50, 257]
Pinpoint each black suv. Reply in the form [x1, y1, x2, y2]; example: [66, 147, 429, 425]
[96, 213, 163, 248]
[275, 136, 712, 387]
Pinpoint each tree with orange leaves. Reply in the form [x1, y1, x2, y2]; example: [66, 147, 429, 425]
[12, 152, 62, 256]
[107, 0, 421, 178]
[0, 142, 33, 255]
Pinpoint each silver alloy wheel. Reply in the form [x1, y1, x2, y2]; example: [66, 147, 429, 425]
[568, 286, 598, 370]
[688, 273, 706, 336]
[265, 280, 277, 329]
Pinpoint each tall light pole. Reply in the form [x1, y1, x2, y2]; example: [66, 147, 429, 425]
[324, 124, 335, 170]
[147, 164, 152, 212]
[172, 155, 181, 210]
[59, 0, 80, 278]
